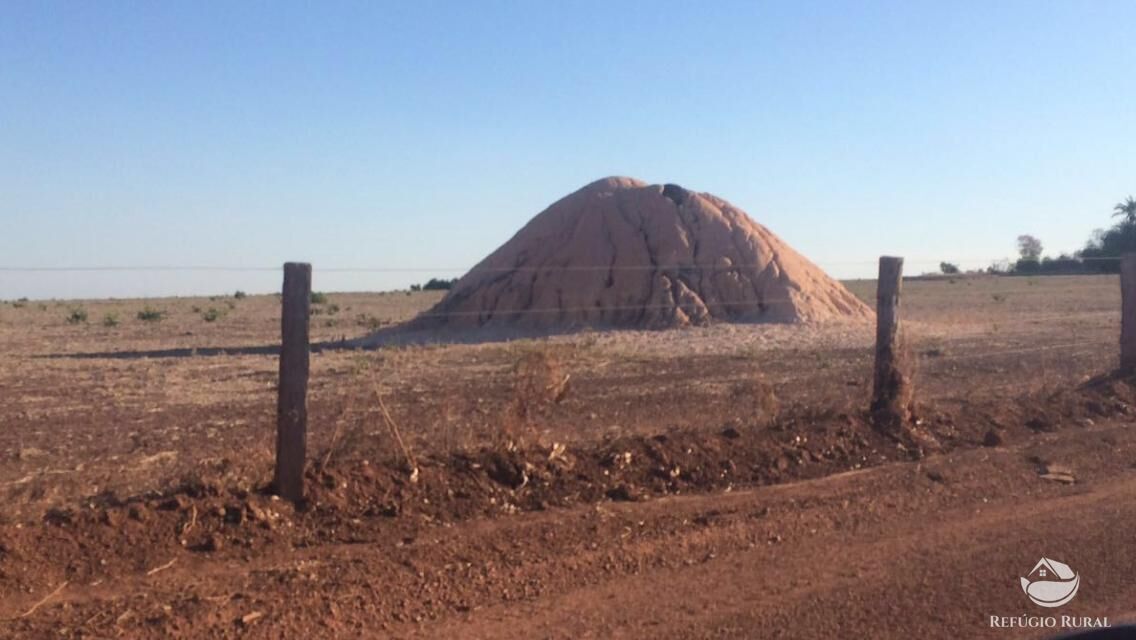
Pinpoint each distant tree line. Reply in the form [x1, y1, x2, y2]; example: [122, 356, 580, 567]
[965, 196, 1136, 276]
[1005, 234, 1090, 275]
[1077, 196, 1136, 272]
[409, 277, 458, 292]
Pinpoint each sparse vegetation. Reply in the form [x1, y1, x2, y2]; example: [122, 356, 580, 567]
[234, 290, 247, 299]
[310, 292, 329, 305]
[730, 375, 780, 427]
[311, 303, 341, 317]
[202, 307, 223, 322]
[355, 313, 386, 330]
[137, 307, 165, 322]
[66, 308, 88, 324]
[421, 277, 457, 291]
[503, 347, 570, 447]
[939, 262, 960, 275]
[102, 313, 120, 327]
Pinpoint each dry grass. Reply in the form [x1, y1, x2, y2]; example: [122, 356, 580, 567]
[0, 275, 1123, 519]
[501, 347, 571, 448]
[730, 376, 780, 427]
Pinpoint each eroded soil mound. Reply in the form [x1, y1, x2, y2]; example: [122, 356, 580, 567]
[397, 177, 870, 333]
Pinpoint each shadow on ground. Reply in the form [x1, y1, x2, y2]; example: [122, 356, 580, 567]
[36, 316, 858, 359]
[35, 323, 658, 359]
[36, 340, 358, 360]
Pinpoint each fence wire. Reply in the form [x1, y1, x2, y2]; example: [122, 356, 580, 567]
[0, 256, 1123, 274]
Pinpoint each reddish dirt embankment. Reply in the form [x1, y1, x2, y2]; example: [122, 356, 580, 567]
[2, 374, 1135, 638]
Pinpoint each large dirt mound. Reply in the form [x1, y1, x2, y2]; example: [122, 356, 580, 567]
[408, 176, 870, 331]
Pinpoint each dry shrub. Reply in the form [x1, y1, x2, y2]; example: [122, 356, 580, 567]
[436, 403, 467, 454]
[499, 347, 570, 448]
[317, 352, 419, 474]
[317, 385, 374, 469]
[730, 375, 781, 427]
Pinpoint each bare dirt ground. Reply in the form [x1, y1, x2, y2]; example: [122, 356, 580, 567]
[0, 274, 1132, 638]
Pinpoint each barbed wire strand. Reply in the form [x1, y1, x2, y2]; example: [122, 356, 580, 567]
[0, 256, 1124, 274]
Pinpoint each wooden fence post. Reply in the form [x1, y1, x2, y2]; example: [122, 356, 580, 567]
[274, 262, 311, 502]
[871, 256, 911, 427]
[1121, 254, 1136, 370]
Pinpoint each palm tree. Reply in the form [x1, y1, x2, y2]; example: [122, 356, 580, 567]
[1114, 196, 1136, 225]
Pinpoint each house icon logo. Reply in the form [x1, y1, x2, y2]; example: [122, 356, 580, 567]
[1020, 558, 1080, 608]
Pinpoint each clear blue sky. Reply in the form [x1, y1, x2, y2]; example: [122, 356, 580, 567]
[2, 0, 1133, 299]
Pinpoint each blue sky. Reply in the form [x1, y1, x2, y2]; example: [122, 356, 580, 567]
[2, 0, 1134, 299]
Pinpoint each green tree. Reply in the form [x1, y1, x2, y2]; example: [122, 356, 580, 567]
[422, 277, 457, 291]
[1113, 196, 1136, 225]
[1078, 197, 1136, 273]
[1017, 234, 1043, 261]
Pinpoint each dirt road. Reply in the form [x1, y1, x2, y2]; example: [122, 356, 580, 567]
[400, 421, 1136, 640]
[5, 417, 1134, 638]
[415, 434, 1136, 636]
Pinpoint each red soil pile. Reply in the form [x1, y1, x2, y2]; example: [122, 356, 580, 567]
[407, 177, 870, 331]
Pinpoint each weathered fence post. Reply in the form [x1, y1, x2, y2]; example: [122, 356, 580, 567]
[871, 256, 911, 427]
[1121, 254, 1136, 370]
[274, 262, 311, 502]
